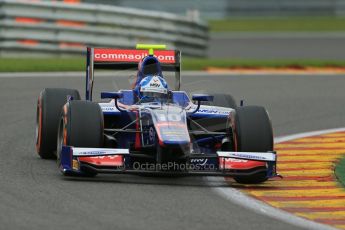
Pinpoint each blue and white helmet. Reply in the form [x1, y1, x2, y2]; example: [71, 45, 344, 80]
[139, 74, 168, 100]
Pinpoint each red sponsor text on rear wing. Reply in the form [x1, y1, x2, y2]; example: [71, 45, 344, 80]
[94, 48, 176, 64]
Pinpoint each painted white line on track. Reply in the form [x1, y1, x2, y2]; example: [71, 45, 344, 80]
[274, 128, 345, 144]
[211, 127, 345, 230]
[213, 185, 336, 230]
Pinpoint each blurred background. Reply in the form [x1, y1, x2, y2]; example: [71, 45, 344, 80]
[44, 0, 345, 19]
[1, 0, 345, 71]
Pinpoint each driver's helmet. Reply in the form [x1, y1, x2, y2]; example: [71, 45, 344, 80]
[140, 57, 161, 76]
[138, 74, 168, 101]
[133, 55, 163, 88]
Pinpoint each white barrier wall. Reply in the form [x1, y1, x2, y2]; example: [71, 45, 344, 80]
[0, 0, 208, 57]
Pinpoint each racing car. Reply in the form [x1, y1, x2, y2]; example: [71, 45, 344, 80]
[35, 44, 279, 184]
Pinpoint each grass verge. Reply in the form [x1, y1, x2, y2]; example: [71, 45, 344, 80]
[209, 17, 345, 32]
[335, 156, 345, 188]
[1, 58, 345, 72]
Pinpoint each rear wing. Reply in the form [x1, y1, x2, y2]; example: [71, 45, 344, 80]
[85, 47, 181, 101]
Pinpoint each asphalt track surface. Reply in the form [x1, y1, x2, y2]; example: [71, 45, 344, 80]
[209, 33, 345, 59]
[1, 72, 345, 230]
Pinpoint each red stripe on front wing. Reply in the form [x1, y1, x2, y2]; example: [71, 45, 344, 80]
[78, 155, 124, 166]
[218, 157, 266, 170]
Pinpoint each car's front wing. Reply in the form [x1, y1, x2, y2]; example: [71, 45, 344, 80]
[59, 146, 279, 179]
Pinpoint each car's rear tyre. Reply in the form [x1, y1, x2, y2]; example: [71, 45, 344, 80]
[192, 93, 237, 132]
[57, 100, 104, 176]
[36, 88, 80, 159]
[233, 106, 273, 184]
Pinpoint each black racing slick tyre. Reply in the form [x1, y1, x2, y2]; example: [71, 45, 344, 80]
[36, 88, 80, 159]
[57, 100, 103, 176]
[233, 106, 273, 184]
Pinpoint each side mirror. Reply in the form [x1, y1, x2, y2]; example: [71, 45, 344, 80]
[189, 94, 214, 114]
[101, 92, 125, 112]
[101, 92, 123, 100]
[192, 94, 214, 102]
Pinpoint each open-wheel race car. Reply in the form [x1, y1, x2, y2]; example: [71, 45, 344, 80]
[35, 44, 279, 184]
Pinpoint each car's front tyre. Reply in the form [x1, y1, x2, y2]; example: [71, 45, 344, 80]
[57, 100, 104, 177]
[36, 88, 80, 159]
[233, 106, 273, 184]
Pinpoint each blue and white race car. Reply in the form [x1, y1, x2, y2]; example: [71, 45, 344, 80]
[35, 44, 279, 184]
